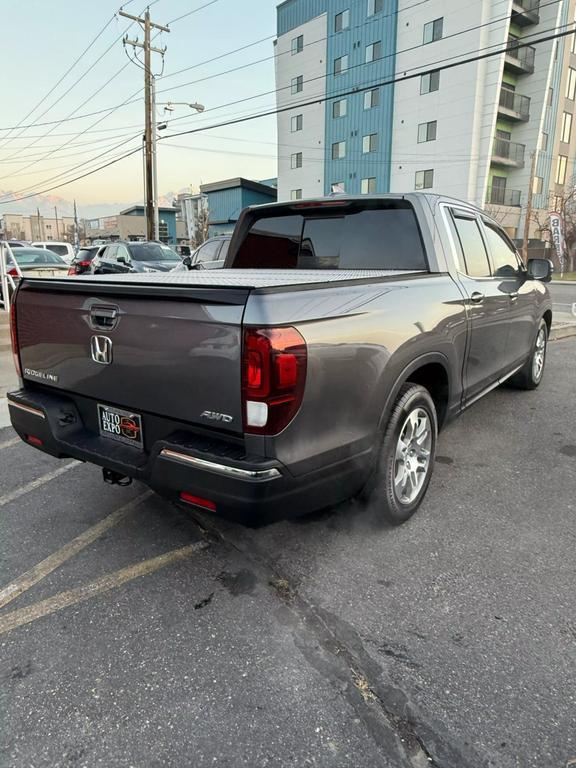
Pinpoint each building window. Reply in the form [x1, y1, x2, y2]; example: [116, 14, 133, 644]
[333, 98, 347, 118]
[291, 114, 303, 132]
[335, 9, 350, 31]
[420, 70, 440, 94]
[541, 132, 549, 151]
[362, 133, 378, 153]
[556, 155, 568, 185]
[291, 75, 303, 94]
[417, 120, 437, 142]
[423, 18, 443, 44]
[332, 141, 346, 159]
[367, 0, 383, 16]
[291, 152, 303, 169]
[415, 169, 434, 189]
[291, 35, 303, 55]
[561, 111, 573, 143]
[365, 41, 382, 63]
[331, 182, 345, 193]
[533, 176, 543, 194]
[566, 67, 576, 100]
[291, 189, 303, 200]
[361, 177, 377, 194]
[334, 55, 349, 75]
[548, 87, 554, 106]
[364, 88, 379, 109]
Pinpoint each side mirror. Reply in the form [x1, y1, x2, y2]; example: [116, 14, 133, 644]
[117, 255, 128, 265]
[182, 255, 192, 269]
[527, 258, 553, 283]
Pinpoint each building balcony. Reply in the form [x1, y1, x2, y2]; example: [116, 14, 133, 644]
[511, 0, 540, 27]
[491, 138, 526, 168]
[486, 187, 522, 207]
[498, 88, 531, 121]
[504, 42, 536, 74]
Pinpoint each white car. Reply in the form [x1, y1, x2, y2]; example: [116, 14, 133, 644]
[32, 241, 75, 263]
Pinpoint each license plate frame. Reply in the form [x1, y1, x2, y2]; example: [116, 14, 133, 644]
[97, 403, 144, 449]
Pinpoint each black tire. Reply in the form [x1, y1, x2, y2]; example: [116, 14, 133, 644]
[508, 318, 548, 390]
[362, 383, 438, 526]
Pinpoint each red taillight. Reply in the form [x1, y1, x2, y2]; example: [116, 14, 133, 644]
[26, 435, 43, 446]
[9, 300, 21, 378]
[179, 492, 216, 511]
[68, 260, 91, 276]
[7, 267, 18, 277]
[242, 327, 307, 435]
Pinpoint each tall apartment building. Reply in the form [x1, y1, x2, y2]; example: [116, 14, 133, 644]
[275, 0, 576, 237]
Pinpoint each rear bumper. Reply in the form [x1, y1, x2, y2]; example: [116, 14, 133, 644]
[7, 388, 369, 525]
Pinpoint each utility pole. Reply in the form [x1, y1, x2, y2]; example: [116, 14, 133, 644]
[120, 8, 169, 241]
[522, 150, 537, 264]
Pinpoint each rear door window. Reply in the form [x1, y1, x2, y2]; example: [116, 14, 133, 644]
[451, 213, 492, 278]
[233, 203, 427, 270]
[482, 221, 522, 277]
[195, 240, 221, 264]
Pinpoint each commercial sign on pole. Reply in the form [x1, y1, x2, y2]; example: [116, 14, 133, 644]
[549, 211, 566, 277]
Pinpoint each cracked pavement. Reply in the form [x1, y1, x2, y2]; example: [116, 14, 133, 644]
[1, 339, 575, 767]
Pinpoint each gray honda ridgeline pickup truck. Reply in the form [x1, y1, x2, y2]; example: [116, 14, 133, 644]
[8, 194, 553, 525]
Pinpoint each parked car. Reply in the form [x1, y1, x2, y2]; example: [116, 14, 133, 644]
[32, 241, 75, 263]
[4, 246, 69, 283]
[175, 244, 192, 257]
[68, 245, 105, 276]
[90, 241, 181, 274]
[173, 236, 231, 271]
[8, 193, 553, 527]
[7, 240, 27, 248]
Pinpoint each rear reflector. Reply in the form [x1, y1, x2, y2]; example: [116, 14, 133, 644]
[179, 492, 216, 511]
[26, 435, 43, 446]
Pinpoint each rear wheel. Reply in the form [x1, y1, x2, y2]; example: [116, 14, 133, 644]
[363, 384, 438, 525]
[508, 319, 547, 390]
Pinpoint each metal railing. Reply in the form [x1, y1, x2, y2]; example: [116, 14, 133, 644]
[492, 138, 526, 166]
[486, 187, 522, 206]
[0, 242, 18, 311]
[499, 88, 531, 119]
[505, 41, 536, 72]
[514, 0, 540, 14]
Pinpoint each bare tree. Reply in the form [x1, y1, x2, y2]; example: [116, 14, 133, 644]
[531, 186, 576, 273]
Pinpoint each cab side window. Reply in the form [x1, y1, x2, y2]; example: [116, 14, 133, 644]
[483, 222, 521, 277]
[116, 244, 131, 263]
[451, 212, 492, 278]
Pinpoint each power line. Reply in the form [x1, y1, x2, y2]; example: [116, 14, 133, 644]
[166, 0, 222, 25]
[160, 25, 576, 141]
[156, 0, 565, 98]
[1, 24, 573, 206]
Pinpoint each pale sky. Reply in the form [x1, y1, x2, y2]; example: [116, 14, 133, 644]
[0, 0, 279, 215]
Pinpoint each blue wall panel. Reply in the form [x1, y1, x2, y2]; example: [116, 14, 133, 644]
[277, 0, 327, 35]
[323, 0, 398, 195]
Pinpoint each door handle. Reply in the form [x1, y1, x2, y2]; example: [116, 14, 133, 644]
[509, 291, 519, 301]
[470, 291, 484, 304]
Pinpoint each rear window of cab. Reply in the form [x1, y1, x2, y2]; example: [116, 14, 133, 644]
[233, 201, 427, 270]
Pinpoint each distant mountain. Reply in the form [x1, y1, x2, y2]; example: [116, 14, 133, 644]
[0, 188, 189, 220]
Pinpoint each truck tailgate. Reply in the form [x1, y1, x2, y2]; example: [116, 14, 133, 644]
[15, 280, 249, 435]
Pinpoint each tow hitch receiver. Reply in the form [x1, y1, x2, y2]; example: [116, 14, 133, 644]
[102, 468, 132, 486]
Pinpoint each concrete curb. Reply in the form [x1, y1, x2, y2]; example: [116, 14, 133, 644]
[550, 325, 576, 341]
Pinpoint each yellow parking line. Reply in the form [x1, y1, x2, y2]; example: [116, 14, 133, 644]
[0, 461, 81, 508]
[0, 490, 153, 610]
[0, 542, 207, 636]
[0, 437, 20, 451]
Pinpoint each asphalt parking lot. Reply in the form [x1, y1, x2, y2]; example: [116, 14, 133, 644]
[1, 338, 575, 768]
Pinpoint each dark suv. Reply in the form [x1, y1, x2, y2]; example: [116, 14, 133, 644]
[91, 241, 181, 274]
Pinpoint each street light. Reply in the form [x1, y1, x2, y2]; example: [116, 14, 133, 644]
[151, 97, 205, 241]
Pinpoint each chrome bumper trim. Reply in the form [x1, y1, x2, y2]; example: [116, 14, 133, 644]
[159, 448, 281, 480]
[7, 399, 46, 419]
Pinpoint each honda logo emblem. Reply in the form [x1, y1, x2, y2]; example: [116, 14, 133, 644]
[90, 335, 113, 365]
